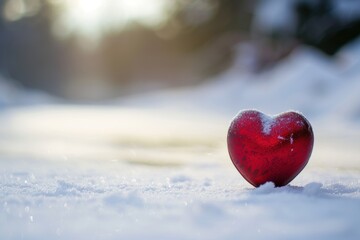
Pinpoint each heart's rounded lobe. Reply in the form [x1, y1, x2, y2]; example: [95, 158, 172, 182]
[227, 110, 314, 187]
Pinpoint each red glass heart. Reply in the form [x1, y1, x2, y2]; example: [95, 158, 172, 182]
[227, 110, 314, 187]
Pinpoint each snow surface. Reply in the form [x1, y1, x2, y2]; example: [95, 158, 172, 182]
[1, 38, 360, 239]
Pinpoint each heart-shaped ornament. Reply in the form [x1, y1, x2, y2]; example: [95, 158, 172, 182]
[227, 110, 314, 187]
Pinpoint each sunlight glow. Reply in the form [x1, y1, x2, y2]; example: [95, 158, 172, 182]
[57, 0, 172, 38]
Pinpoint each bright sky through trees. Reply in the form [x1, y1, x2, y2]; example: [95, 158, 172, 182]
[57, 0, 172, 38]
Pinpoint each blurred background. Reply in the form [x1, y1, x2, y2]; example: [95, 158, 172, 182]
[0, 0, 359, 100]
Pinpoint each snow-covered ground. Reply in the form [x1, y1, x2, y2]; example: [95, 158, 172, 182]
[1, 39, 360, 239]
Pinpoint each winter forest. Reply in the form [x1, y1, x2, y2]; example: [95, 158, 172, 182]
[0, 0, 360, 239]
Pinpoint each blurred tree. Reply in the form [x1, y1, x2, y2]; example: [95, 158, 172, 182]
[0, 0, 71, 95]
[1, 0, 359, 98]
[166, 0, 254, 76]
[99, 0, 254, 94]
[295, 0, 360, 55]
[0, 0, 256, 99]
[252, 0, 360, 71]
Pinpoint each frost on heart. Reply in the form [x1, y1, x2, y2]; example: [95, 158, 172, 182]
[260, 113, 275, 135]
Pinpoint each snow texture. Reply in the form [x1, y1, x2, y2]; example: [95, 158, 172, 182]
[1, 30, 360, 240]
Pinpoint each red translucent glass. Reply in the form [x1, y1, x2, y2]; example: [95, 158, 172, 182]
[227, 110, 314, 187]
